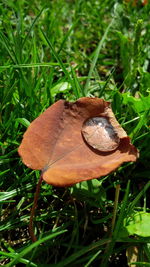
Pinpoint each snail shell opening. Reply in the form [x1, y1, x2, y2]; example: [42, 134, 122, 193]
[82, 117, 120, 152]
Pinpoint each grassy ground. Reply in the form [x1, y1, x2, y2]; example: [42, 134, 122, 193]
[0, 0, 150, 266]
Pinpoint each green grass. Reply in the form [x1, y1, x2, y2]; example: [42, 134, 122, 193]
[0, 0, 150, 266]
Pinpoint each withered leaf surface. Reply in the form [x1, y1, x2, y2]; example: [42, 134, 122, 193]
[18, 97, 138, 186]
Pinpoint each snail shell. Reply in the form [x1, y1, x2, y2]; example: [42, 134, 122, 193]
[82, 117, 120, 152]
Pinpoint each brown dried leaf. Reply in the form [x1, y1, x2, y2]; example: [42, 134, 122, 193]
[18, 97, 138, 186]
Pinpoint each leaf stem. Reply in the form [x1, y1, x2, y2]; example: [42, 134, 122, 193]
[29, 174, 43, 242]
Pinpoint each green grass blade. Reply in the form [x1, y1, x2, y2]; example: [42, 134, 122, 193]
[58, 18, 79, 54]
[100, 181, 130, 267]
[22, 8, 45, 48]
[0, 251, 37, 267]
[56, 238, 110, 267]
[84, 20, 113, 95]
[0, 31, 17, 64]
[84, 250, 101, 267]
[41, 30, 72, 83]
[7, 229, 67, 267]
[71, 66, 83, 98]
[128, 181, 150, 213]
[0, 62, 60, 70]
[130, 110, 149, 140]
